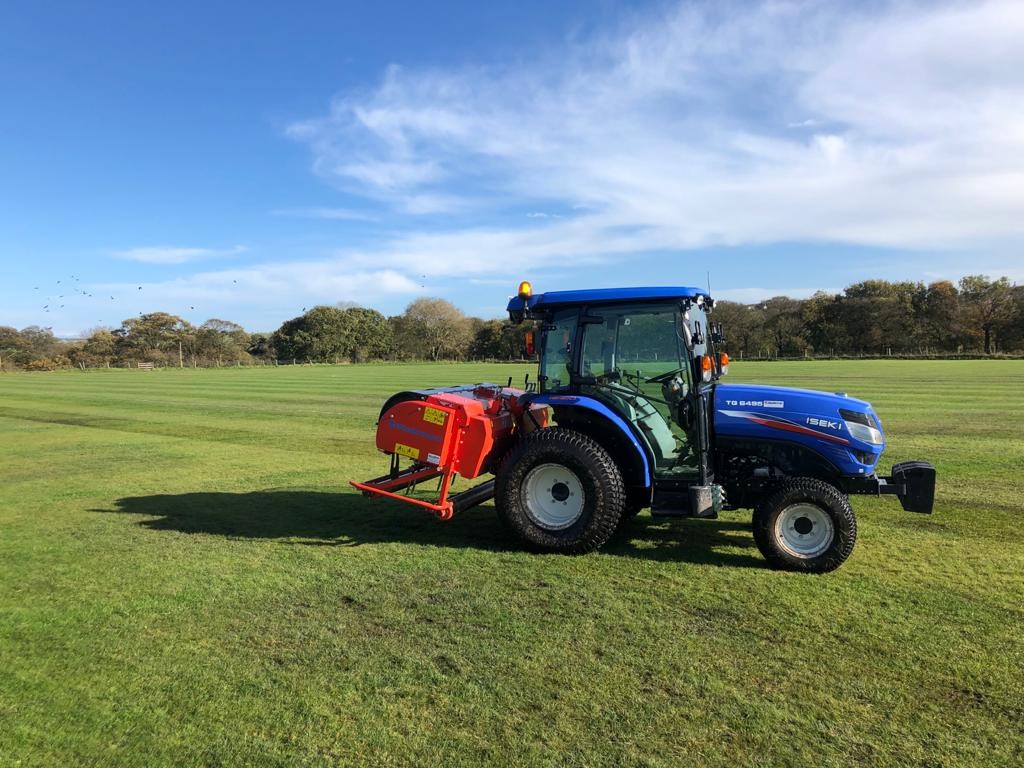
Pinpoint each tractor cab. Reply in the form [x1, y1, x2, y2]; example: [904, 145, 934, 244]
[534, 294, 712, 479]
[509, 284, 727, 518]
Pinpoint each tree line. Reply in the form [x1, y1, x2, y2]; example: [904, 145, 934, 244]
[1, 274, 1022, 371]
[0, 298, 533, 370]
[714, 275, 1023, 358]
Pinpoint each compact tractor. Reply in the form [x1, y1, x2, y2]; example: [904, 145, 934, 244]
[352, 284, 935, 573]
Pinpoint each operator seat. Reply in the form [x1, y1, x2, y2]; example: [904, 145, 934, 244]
[596, 388, 678, 468]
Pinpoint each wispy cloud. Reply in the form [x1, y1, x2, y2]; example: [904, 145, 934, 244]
[113, 245, 247, 264]
[286, 0, 1024, 270]
[270, 207, 376, 221]
[100, 262, 422, 303]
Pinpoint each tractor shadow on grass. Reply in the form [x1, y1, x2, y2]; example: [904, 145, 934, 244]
[98, 490, 765, 568]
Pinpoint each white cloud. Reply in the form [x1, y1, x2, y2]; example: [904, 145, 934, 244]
[286, 0, 1024, 268]
[114, 245, 246, 264]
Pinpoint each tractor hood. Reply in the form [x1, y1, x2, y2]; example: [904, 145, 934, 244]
[714, 383, 885, 476]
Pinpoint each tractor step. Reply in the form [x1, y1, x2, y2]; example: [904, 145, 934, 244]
[649, 507, 693, 518]
[650, 484, 724, 519]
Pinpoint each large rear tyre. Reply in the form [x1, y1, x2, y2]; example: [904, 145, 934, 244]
[495, 428, 625, 554]
[752, 478, 857, 573]
[620, 497, 646, 520]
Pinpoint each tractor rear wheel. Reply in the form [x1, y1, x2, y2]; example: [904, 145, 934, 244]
[620, 497, 646, 520]
[752, 478, 857, 573]
[495, 428, 625, 554]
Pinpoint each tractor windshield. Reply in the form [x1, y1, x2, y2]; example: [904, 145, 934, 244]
[579, 303, 686, 382]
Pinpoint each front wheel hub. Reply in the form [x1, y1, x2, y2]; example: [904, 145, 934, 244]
[523, 463, 585, 530]
[775, 503, 835, 558]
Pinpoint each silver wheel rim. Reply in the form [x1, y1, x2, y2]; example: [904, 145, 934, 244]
[523, 463, 585, 531]
[775, 503, 834, 558]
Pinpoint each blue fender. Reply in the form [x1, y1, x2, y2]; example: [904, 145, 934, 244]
[524, 393, 653, 488]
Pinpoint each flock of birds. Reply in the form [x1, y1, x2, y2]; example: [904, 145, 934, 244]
[34, 272, 378, 323]
[35, 276, 205, 319]
[35, 275, 243, 318]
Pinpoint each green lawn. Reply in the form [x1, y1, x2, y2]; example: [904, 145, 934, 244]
[1, 361, 1022, 767]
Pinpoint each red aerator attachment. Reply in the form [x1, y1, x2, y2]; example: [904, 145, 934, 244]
[350, 385, 547, 518]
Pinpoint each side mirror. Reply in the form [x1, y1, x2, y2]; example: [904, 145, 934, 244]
[710, 322, 725, 344]
[524, 330, 536, 357]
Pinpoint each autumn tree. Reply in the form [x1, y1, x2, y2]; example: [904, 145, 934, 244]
[69, 327, 117, 367]
[394, 298, 472, 360]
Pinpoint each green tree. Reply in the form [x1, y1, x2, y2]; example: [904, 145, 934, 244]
[469, 319, 505, 359]
[762, 297, 807, 357]
[271, 306, 352, 362]
[344, 308, 393, 362]
[1003, 284, 1024, 352]
[115, 312, 194, 363]
[247, 333, 274, 360]
[958, 275, 1015, 353]
[196, 319, 250, 364]
[0, 326, 30, 367]
[918, 280, 960, 352]
[801, 291, 849, 356]
[839, 280, 922, 354]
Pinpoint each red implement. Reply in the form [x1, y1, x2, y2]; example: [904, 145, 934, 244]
[350, 385, 547, 518]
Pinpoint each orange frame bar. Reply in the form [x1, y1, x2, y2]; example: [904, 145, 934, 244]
[350, 468, 456, 520]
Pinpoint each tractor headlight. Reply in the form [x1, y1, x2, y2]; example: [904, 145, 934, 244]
[840, 408, 883, 445]
[844, 420, 883, 445]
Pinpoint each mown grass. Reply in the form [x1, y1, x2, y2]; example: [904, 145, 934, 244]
[1, 360, 1022, 767]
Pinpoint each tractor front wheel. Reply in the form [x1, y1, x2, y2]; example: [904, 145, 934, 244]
[495, 428, 625, 554]
[752, 478, 857, 573]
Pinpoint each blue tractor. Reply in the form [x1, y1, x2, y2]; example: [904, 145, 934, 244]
[356, 283, 936, 573]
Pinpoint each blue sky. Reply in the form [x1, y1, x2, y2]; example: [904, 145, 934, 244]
[2, 0, 1022, 335]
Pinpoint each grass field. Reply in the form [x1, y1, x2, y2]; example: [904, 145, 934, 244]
[1, 360, 1022, 767]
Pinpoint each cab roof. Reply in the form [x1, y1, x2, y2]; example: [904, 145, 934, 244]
[507, 286, 711, 314]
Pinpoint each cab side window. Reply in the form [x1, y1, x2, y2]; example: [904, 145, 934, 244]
[539, 310, 577, 392]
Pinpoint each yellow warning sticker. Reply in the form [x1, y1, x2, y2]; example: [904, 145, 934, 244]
[422, 406, 447, 426]
[393, 442, 420, 460]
